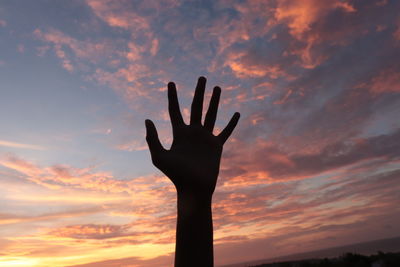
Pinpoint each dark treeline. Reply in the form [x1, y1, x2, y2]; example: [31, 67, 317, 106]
[251, 251, 400, 267]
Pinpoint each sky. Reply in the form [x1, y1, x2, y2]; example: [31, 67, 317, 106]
[0, 0, 400, 266]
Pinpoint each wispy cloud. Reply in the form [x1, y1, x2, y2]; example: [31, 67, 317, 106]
[0, 140, 45, 150]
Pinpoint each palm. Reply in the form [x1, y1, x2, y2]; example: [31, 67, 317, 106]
[145, 77, 240, 196]
[162, 125, 222, 193]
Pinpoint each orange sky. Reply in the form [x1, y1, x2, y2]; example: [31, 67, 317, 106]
[1, 0, 400, 266]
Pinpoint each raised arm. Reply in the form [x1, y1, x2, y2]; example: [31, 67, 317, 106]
[145, 76, 240, 267]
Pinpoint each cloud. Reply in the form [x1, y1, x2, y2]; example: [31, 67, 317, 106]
[0, 152, 177, 265]
[114, 139, 148, 151]
[0, 154, 176, 213]
[272, 0, 357, 68]
[364, 68, 400, 94]
[34, 28, 115, 72]
[0, 154, 43, 177]
[32, 1, 170, 113]
[47, 224, 130, 240]
[0, 140, 45, 150]
[274, 0, 356, 38]
[212, 166, 400, 253]
[67, 254, 173, 267]
[85, 0, 151, 31]
[224, 51, 290, 80]
[0, 153, 176, 231]
[0, 207, 103, 225]
[222, 128, 400, 183]
[34, 29, 75, 72]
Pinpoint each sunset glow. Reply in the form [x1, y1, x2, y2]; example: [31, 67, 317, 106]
[1, 0, 400, 266]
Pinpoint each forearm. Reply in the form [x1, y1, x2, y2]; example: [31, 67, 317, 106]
[175, 190, 214, 267]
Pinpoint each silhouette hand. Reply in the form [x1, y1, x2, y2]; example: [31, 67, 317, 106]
[145, 77, 240, 197]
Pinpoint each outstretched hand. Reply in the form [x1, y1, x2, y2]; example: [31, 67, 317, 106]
[145, 76, 240, 197]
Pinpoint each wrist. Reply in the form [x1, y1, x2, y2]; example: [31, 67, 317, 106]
[177, 190, 212, 216]
[177, 189, 213, 203]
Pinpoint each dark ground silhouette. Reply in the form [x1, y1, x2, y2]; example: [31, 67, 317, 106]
[251, 251, 400, 267]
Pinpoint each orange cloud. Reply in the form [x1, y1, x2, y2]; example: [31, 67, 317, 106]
[86, 0, 150, 31]
[55, 2, 167, 109]
[0, 153, 179, 237]
[0, 207, 103, 225]
[0, 154, 42, 177]
[2, 147, 399, 266]
[273, 89, 293, 105]
[219, 126, 400, 191]
[0, 153, 178, 266]
[369, 69, 400, 94]
[355, 68, 400, 95]
[47, 224, 130, 239]
[34, 28, 113, 72]
[0, 154, 172, 202]
[274, 0, 356, 68]
[224, 52, 290, 80]
[228, 60, 285, 79]
[114, 139, 148, 151]
[274, 0, 356, 39]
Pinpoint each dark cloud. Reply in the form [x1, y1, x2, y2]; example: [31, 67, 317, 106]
[223, 128, 400, 181]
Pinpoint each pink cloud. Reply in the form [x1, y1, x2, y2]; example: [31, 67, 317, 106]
[354, 68, 400, 95]
[85, 0, 150, 31]
[394, 17, 400, 41]
[274, 0, 356, 39]
[34, 28, 115, 72]
[0, 154, 42, 177]
[225, 53, 288, 79]
[273, 0, 357, 68]
[17, 44, 25, 53]
[369, 68, 400, 94]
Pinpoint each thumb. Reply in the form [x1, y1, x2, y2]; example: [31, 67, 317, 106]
[145, 119, 164, 160]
